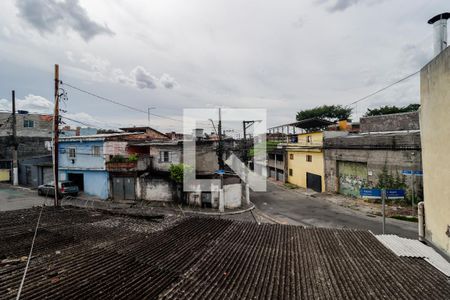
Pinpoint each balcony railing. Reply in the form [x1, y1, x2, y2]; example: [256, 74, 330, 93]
[106, 155, 151, 172]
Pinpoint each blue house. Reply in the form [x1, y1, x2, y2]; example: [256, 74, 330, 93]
[58, 133, 137, 199]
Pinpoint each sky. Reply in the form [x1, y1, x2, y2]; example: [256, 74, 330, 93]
[0, 0, 448, 133]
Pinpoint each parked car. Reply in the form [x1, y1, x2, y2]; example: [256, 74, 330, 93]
[38, 180, 79, 198]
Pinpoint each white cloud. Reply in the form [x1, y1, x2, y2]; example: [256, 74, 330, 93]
[160, 73, 178, 89]
[70, 53, 178, 89]
[0, 94, 53, 113]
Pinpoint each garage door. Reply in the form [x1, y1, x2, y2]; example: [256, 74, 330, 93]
[338, 161, 368, 197]
[112, 177, 135, 200]
[42, 167, 53, 185]
[306, 172, 322, 193]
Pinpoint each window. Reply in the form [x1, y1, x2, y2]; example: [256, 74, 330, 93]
[289, 169, 293, 176]
[23, 120, 34, 128]
[306, 135, 312, 143]
[68, 148, 76, 159]
[306, 155, 312, 162]
[92, 146, 101, 157]
[160, 151, 171, 162]
[289, 153, 294, 160]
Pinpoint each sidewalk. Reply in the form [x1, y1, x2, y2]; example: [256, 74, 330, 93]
[269, 179, 417, 221]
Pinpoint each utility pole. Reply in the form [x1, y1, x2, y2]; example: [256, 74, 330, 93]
[12, 90, 18, 186]
[217, 108, 225, 212]
[242, 120, 257, 166]
[52, 64, 60, 207]
[381, 188, 386, 234]
[217, 108, 224, 170]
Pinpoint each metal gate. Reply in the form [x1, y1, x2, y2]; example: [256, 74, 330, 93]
[42, 167, 53, 185]
[306, 172, 322, 193]
[112, 177, 135, 200]
[25, 166, 32, 186]
[338, 161, 368, 197]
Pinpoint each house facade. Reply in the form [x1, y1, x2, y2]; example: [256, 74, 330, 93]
[324, 112, 422, 200]
[420, 45, 450, 256]
[58, 133, 136, 199]
[0, 112, 52, 183]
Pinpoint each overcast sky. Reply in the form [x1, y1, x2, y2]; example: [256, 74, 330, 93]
[0, 0, 448, 133]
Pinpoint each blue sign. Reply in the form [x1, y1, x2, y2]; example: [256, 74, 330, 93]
[402, 170, 423, 176]
[215, 170, 225, 175]
[360, 188, 405, 199]
[360, 188, 381, 198]
[385, 189, 405, 199]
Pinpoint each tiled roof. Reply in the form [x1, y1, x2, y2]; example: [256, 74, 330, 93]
[1, 208, 449, 299]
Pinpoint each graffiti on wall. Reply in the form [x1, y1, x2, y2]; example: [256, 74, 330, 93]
[338, 161, 368, 198]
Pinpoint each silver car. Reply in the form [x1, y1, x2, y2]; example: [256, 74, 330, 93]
[38, 180, 79, 198]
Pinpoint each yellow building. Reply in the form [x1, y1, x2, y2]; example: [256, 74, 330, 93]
[420, 45, 450, 256]
[287, 132, 325, 192]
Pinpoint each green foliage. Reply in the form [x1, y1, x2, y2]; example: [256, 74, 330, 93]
[376, 164, 406, 190]
[365, 104, 420, 116]
[127, 154, 138, 162]
[169, 164, 193, 183]
[296, 105, 352, 122]
[248, 141, 279, 158]
[110, 155, 126, 163]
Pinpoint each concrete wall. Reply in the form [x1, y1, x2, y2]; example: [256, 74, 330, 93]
[0, 113, 52, 137]
[137, 177, 173, 201]
[149, 144, 182, 172]
[60, 170, 109, 199]
[324, 149, 422, 197]
[360, 111, 419, 133]
[420, 46, 450, 255]
[224, 183, 242, 209]
[148, 141, 224, 175]
[0, 136, 51, 160]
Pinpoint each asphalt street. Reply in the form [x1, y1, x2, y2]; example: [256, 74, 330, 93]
[251, 181, 418, 238]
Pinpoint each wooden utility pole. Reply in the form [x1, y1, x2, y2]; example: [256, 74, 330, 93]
[242, 120, 256, 166]
[217, 108, 225, 170]
[12, 90, 18, 186]
[52, 64, 60, 207]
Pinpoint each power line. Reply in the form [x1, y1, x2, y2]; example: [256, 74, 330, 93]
[60, 81, 183, 123]
[346, 70, 420, 107]
[60, 115, 105, 129]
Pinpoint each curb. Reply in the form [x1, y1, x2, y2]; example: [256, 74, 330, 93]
[61, 196, 256, 217]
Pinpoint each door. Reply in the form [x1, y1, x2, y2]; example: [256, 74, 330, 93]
[306, 172, 322, 193]
[113, 177, 125, 200]
[337, 161, 368, 197]
[123, 177, 135, 200]
[25, 166, 32, 186]
[201, 192, 212, 208]
[68, 173, 84, 191]
[112, 177, 135, 200]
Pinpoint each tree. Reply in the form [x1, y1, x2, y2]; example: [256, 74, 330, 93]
[365, 104, 420, 116]
[296, 105, 352, 122]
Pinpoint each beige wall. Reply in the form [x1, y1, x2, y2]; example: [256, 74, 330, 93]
[420, 47, 450, 255]
[287, 150, 325, 191]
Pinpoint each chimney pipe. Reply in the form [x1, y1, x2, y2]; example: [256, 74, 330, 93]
[428, 13, 450, 56]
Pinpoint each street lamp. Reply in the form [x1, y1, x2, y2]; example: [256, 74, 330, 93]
[148, 107, 156, 127]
